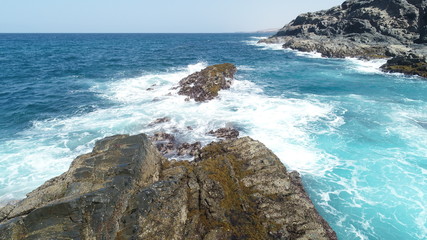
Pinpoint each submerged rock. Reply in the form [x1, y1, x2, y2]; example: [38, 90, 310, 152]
[0, 134, 336, 239]
[178, 63, 237, 102]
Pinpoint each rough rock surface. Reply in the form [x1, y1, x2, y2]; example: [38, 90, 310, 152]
[178, 63, 237, 102]
[148, 117, 171, 127]
[381, 53, 427, 77]
[0, 134, 163, 240]
[149, 132, 177, 156]
[0, 134, 336, 240]
[260, 0, 427, 77]
[208, 127, 240, 139]
[149, 132, 201, 158]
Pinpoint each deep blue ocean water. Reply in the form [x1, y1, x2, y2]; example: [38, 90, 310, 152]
[0, 33, 426, 239]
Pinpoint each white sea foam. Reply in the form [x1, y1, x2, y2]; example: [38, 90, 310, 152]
[384, 104, 427, 239]
[243, 37, 284, 51]
[3, 59, 424, 239]
[249, 36, 267, 41]
[349, 225, 369, 240]
[97, 64, 341, 174]
[244, 36, 330, 60]
[387, 104, 427, 156]
[0, 61, 343, 204]
[237, 65, 256, 71]
[2, 35, 427, 240]
[291, 49, 324, 59]
[307, 92, 427, 239]
[346, 58, 387, 74]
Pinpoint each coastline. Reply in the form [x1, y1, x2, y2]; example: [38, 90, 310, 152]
[259, 0, 427, 78]
[0, 32, 426, 239]
[0, 63, 338, 239]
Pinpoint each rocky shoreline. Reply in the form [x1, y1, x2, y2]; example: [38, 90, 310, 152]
[260, 0, 427, 78]
[0, 134, 337, 240]
[0, 64, 337, 239]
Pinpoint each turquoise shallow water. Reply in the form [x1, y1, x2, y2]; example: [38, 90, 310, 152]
[0, 33, 426, 239]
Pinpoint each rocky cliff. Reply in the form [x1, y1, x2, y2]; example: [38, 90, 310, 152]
[0, 134, 336, 240]
[260, 0, 427, 78]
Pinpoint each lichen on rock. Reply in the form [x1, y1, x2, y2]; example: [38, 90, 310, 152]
[381, 53, 427, 78]
[0, 134, 337, 239]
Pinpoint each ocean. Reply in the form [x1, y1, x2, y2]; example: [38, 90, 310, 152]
[0, 33, 426, 239]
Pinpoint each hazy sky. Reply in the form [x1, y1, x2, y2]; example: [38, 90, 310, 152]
[1, 0, 344, 33]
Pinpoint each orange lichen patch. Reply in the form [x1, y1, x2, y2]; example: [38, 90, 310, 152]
[197, 142, 274, 240]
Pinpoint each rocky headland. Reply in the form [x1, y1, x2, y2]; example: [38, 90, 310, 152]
[0, 134, 337, 240]
[260, 0, 427, 78]
[0, 64, 337, 239]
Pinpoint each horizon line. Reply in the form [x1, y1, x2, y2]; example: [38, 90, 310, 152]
[0, 30, 279, 35]
[0, 32, 264, 34]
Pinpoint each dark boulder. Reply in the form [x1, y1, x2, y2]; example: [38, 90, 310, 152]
[148, 117, 171, 127]
[149, 132, 177, 156]
[149, 132, 201, 158]
[381, 53, 427, 78]
[177, 142, 201, 156]
[207, 127, 239, 139]
[178, 63, 237, 102]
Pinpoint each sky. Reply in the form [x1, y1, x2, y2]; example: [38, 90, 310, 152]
[0, 0, 344, 33]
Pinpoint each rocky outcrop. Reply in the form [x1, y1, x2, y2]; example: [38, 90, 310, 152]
[148, 117, 171, 127]
[260, 0, 427, 77]
[207, 127, 240, 139]
[178, 63, 237, 102]
[381, 53, 427, 77]
[0, 134, 163, 240]
[0, 134, 336, 240]
[149, 132, 201, 157]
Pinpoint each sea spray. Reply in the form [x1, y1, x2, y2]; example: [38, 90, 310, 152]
[0, 33, 425, 239]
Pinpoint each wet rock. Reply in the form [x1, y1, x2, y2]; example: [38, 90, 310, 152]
[150, 131, 175, 142]
[148, 117, 171, 126]
[0, 134, 337, 240]
[381, 53, 427, 78]
[207, 127, 239, 139]
[177, 142, 201, 156]
[178, 63, 237, 102]
[149, 132, 201, 157]
[149, 132, 176, 156]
